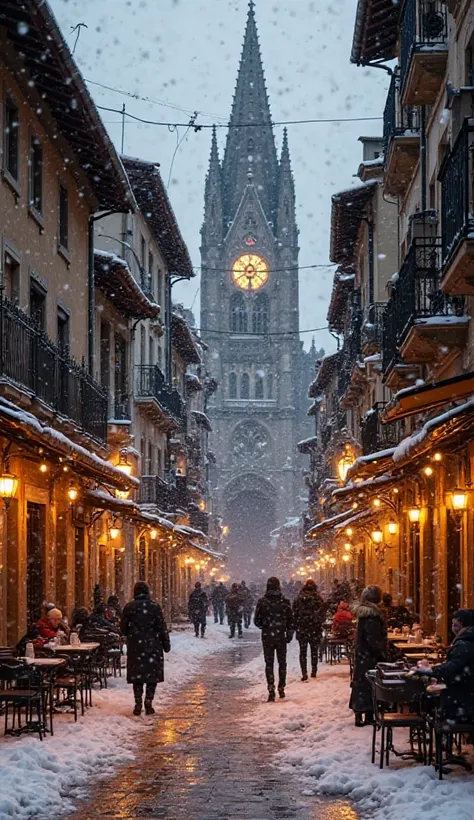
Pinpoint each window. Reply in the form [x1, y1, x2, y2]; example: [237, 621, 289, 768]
[140, 235, 146, 268]
[29, 135, 43, 214]
[148, 251, 154, 295]
[157, 447, 162, 476]
[267, 374, 273, 399]
[58, 185, 69, 250]
[147, 442, 154, 475]
[241, 372, 250, 400]
[230, 293, 248, 333]
[4, 96, 19, 182]
[140, 437, 146, 473]
[247, 138, 254, 151]
[157, 268, 164, 303]
[57, 307, 69, 352]
[3, 250, 20, 305]
[252, 293, 269, 334]
[255, 372, 264, 399]
[30, 279, 46, 330]
[140, 325, 146, 366]
[229, 372, 237, 399]
[149, 335, 154, 365]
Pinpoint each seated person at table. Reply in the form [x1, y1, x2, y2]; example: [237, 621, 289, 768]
[332, 601, 355, 639]
[34, 608, 68, 648]
[70, 607, 90, 633]
[382, 593, 414, 630]
[420, 609, 474, 720]
[80, 605, 121, 646]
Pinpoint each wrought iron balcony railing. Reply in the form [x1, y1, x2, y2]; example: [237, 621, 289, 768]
[139, 474, 170, 509]
[135, 364, 186, 424]
[361, 403, 401, 456]
[362, 302, 386, 351]
[382, 238, 465, 375]
[440, 120, 474, 269]
[400, 0, 448, 90]
[383, 71, 421, 155]
[0, 296, 107, 441]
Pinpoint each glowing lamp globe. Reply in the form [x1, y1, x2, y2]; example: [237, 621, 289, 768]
[371, 529, 383, 545]
[0, 472, 19, 505]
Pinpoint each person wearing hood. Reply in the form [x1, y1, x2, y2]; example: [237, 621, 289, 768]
[226, 583, 245, 638]
[254, 577, 294, 701]
[292, 580, 327, 681]
[120, 581, 170, 716]
[333, 601, 355, 640]
[349, 585, 387, 726]
[417, 609, 474, 720]
[188, 581, 209, 638]
[211, 581, 228, 625]
[241, 580, 255, 629]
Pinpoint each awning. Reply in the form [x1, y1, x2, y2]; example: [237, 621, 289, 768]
[192, 410, 212, 432]
[94, 251, 160, 320]
[346, 447, 396, 482]
[172, 314, 201, 365]
[330, 182, 377, 268]
[332, 473, 398, 502]
[306, 508, 359, 538]
[333, 507, 377, 532]
[0, 398, 138, 492]
[393, 398, 474, 467]
[327, 268, 355, 333]
[307, 400, 321, 417]
[382, 371, 474, 423]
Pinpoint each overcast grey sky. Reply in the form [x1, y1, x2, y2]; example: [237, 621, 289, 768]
[51, 0, 390, 351]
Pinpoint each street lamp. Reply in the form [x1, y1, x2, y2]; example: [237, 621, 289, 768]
[0, 469, 19, 509]
[67, 483, 79, 503]
[371, 528, 383, 545]
[448, 489, 469, 512]
[407, 507, 421, 524]
[337, 451, 354, 483]
[387, 521, 398, 536]
[150, 528, 158, 540]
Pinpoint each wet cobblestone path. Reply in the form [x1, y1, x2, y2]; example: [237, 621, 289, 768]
[67, 633, 358, 820]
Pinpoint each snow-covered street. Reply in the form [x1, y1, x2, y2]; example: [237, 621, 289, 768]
[236, 642, 474, 820]
[0, 623, 230, 819]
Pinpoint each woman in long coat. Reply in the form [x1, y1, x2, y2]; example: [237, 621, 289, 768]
[120, 581, 171, 715]
[349, 585, 387, 726]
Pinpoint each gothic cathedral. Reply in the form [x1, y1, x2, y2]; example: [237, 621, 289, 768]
[200, 2, 312, 575]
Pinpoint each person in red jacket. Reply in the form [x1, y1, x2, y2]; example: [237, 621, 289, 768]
[332, 601, 355, 639]
[33, 607, 67, 648]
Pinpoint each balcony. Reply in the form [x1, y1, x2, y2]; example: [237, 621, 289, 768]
[440, 121, 474, 294]
[139, 474, 170, 510]
[361, 403, 401, 456]
[400, 0, 448, 106]
[339, 305, 365, 409]
[189, 507, 209, 534]
[383, 71, 421, 197]
[0, 297, 107, 442]
[383, 239, 466, 385]
[361, 303, 386, 355]
[135, 365, 186, 430]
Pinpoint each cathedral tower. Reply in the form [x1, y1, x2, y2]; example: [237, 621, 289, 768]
[201, 2, 307, 576]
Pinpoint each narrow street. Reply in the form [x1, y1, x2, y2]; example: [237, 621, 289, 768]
[65, 634, 358, 820]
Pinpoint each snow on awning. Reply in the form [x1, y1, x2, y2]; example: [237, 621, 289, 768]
[332, 473, 398, 502]
[94, 250, 160, 320]
[172, 314, 201, 364]
[297, 436, 318, 454]
[185, 374, 203, 393]
[0, 398, 138, 492]
[192, 410, 212, 432]
[382, 370, 474, 424]
[333, 507, 377, 532]
[346, 447, 396, 482]
[305, 508, 359, 539]
[330, 181, 377, 268]
[393, 398, 474, 466]
[188, 541, 225, 561]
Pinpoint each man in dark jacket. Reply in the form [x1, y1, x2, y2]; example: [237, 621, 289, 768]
[120, 581, 170, 716]
[211, 582, 227, 625]
[293, 579, 327, 680]
[421, 609, 474, 720]
[254, 576, 294, 701]
[349, 585, 387, 726]
[226, 583, 244, 638]
[188, 581, 208, 638]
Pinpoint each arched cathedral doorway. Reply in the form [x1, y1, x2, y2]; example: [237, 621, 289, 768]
[223, 472, 277, 580]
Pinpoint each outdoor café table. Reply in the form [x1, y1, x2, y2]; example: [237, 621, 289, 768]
[394, 643, 435, 652]
[388, 634, 410, 642]
[51, 643, 100, 653]
[26, 657, 66, 736]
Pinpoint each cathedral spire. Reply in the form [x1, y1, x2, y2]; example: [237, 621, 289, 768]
[221, 1, 278, 227]
[277, 127, 297, 246]
[202, 126, 223, 245]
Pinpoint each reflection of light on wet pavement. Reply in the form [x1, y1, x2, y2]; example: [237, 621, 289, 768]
[66, 634, 360, 820]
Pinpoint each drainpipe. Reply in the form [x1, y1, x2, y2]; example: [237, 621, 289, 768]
[166, 273, 173, 388]
[368, 219, 375, 305]
[420, 106, 427, 213]
[88, 217, 95, 376]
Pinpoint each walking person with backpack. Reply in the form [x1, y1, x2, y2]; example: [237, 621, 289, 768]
[254, 577, 294, 701]
[226, 582, 245, 638]
[292, 579, 328, 681]
[188, 581, 209, 638]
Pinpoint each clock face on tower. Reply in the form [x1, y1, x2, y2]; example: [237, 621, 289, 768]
[232, 254, 269, 291]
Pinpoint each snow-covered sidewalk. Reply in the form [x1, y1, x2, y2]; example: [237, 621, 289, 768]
[235, 641, 474, 820]
[0, 621, 230, 819]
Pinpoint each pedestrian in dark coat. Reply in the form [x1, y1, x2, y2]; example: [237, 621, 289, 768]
[292, 579, 327, 680]
[349, 585, 387, 726]
[241, 580, 254, 629]
[254, 576, 294, 701]
[421, 609, 474, 720]
[226, 583, 244, 638]
[188, 581, 208, 638]
[120, 581, 171, 716]
[211, 582, 227, 625]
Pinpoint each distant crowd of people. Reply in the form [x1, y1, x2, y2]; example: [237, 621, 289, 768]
[187, 580, 256, 639]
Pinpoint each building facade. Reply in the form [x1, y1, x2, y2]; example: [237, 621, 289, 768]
[301, 0, 474, 642]
[200, 3, 311, 575]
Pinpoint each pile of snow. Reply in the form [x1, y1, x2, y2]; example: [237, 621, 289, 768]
[0, 621, 230, 818]
[235, 642, 474, 820]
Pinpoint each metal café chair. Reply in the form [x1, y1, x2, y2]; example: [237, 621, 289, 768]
[371, 678, 427, 769]
[0, 660, 44, 740]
